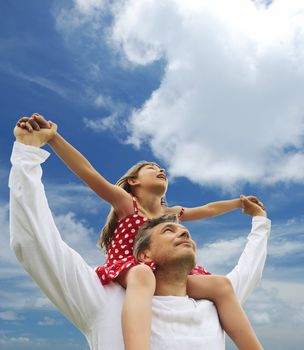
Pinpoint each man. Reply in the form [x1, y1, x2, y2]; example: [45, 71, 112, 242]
[9, 123, 270, 349]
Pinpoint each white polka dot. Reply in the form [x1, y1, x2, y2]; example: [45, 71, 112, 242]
[126, 263, 132, 268]
[126, 218, 130, 222]
[131, 229, 135, 233]
[119, 255, 123, 259]
[115, 234, 119, 239]
[125, 250, 130, 255]
[119, 223, 123, 228]
[122, 258, 127, 261]
[119, 240, 123, 244]
[112, 244, 116, 248]
[102, 274, 105, 280]
[128, 223, 132, 227]
[110, 254, 113, 259]
[125, 234, 129, 238]
[115, 249, 119, 253]
[114, 229, 117, 233]
[135, 220, 140, 224]
[143, 217, 148, 221]
[129, 239, 133, 243]
[133, 214, 138, 218]
[109, 274, 114, 278]
[121, 245, 126, 249]
[113, 259, 117, 263]
[122, 228, 126, 233]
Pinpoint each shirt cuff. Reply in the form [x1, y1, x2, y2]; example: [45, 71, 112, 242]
[250, 216, 271, 238]
[252, 216, 271, 224]
[11, 141, 50, 165]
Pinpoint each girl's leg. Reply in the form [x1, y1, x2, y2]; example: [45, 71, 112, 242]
[117, 264, 156, 350]
[187, 275, 263, 350]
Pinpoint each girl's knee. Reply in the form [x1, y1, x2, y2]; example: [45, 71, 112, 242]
[214, 276, 234, 298]
[127, 264, 155, 289]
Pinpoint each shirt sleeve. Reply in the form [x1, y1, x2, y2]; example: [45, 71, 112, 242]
[226, 216, 271, 304]
[9, 141, 106, 333]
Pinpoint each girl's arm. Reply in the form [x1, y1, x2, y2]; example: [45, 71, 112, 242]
[178, 197, 263, 221]
[178, 199, 241, 221]
[47, 132, 132, 215]
[17, 114, 132, 216]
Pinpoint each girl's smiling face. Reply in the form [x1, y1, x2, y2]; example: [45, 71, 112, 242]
[131, 164, 168, 194]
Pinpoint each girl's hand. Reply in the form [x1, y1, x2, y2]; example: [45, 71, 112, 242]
[240, 195, 266, 217]
[16, 113, 53, 133]
[245, 195, 265, 211]
[14, 121, 57, 147]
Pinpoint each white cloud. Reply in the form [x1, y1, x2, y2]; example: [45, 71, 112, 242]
[37, 316, 62, 326]
[197, 236, 246, 273]
[268, 240, 304, 257]
[250, 311, 271, 324]
[83, 114, 119, 132]
[94, 94, 113, 108]
[196, 214, 304, 274]
[0, 336, 30, 344]
[45, 182, 109, 216]
[54, 0, 304, 189]
[54, 211, 104, 266]
[0, 311, 24, 321]
[0, 66, 69, 98]
[55, 0, 109, 38]
[109, 0, 304, 188]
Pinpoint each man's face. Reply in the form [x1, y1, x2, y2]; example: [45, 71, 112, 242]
[144, 222, 197, 269]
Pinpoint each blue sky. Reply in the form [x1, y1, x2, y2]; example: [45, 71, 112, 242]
[1, 0, 303, 349]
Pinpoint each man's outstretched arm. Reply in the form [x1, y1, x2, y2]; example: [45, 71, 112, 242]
[226, 197, 271, 304]
[9, 138, 106, 333]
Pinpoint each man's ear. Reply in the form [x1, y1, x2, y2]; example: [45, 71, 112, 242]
[138, 249, 153, 264]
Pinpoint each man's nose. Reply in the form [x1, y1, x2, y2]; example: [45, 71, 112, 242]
[178, 229, 190, 239]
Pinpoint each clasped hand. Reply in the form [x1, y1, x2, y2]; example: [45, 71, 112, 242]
[14, 113, 57, 147]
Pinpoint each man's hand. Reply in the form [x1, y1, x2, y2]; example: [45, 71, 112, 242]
[14, 113, 57, 147]
[240, 195, 267, 217]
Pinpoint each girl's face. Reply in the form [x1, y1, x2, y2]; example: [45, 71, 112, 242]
[133, 164, 168, 193]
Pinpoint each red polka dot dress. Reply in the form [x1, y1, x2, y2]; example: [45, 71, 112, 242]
[96, 196, 210, 285]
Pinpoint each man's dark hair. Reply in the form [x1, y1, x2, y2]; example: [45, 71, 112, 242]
[134, 214, 178, 261]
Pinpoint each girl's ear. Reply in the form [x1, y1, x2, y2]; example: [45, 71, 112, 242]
[138, 249, 153, 263]
[127, 177, 139, 186]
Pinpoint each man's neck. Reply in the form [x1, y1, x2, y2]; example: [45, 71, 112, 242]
[154, 266, 189, 296]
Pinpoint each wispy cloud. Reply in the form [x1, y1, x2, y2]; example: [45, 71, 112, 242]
[37, 316, 63, 326]
[0, 311, 24, 321]
[0, 65, 69, 98]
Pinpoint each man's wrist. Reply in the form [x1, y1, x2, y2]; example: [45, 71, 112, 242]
[16, 135, 42, 148]
[252, 211, 267, 217]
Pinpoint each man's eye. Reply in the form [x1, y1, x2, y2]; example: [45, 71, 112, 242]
[164, 228, 173, 233]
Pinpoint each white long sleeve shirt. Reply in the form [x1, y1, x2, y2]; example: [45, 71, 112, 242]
[9, 141, 271, 350]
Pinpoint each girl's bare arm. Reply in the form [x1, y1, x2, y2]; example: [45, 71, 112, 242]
[17, 114, 133, 216]
[177, 196, 263, 222]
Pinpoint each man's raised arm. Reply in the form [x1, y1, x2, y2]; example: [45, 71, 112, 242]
[226, 196, 271, 304]
[9, 126, 106, 333]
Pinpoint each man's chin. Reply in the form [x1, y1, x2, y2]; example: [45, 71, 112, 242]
[172, 254, 196, 273]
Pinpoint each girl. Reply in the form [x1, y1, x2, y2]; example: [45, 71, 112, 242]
[17, 114, 264, 350]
